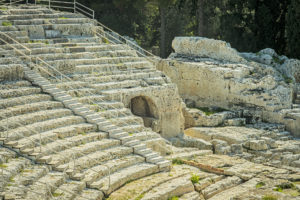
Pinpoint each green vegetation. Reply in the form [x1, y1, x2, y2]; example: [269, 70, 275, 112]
[2, 21, 12, 26]
[0, 164, 8, 168]
[172, 158, 184, 165]
[79, 132, 87, 135]
[53, 192, 64, 197]
[103, 38, 110, 44]
[9, 177, 15, 183]
[273, 183, 298, 195]
[256, 182, 266, 188]
[168, 197, 179, 200]
[283, 75, 293, 84]
[83, 0, 300, 59]
[135, 193, 145, 200]
[190, 174, 200, 184]
[129, 132, 134, 136]
[272, 56, 284, 65]
[262, 195, 277, 200]
[0, 7, 8, 10]
[59, 17, 68, 19]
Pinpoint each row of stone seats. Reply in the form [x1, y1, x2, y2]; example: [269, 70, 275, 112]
[0, 40, 168, 148]
[0, 5, 96, 40]
[0, 147, 104, 200]
[0, 79, 161, 197]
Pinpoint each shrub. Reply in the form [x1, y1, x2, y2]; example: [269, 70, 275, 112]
[262, 195, 277, 200]
[2, 21, 12, 26]
[190, 174, 200, 184]
[172, 158, 184, 165]
[256, 182, 266, 188]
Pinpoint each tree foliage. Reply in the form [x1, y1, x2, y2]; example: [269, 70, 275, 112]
[79, 0, 299, 59]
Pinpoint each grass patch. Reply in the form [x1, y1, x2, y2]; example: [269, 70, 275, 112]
[190, 174, 200, 184]
[53, 192, 63, 197]
[283, 75, 293, 84]
[9, 177, 15, 183]
[256, 182, 266, 188]
[79, 132, 87, 135]
[2, 21, 12, 26]
[0, 7, 8, 10]
[0, 164, 8, 168]
[262, 195, 277, 200]
[103, 38, 110, 44]
[59, 17, 68, 19]
[172, 158, 184, 165]
[129, 132, 133, 136]
[134, 193, 145, 200]
[168, 197, 179, 200]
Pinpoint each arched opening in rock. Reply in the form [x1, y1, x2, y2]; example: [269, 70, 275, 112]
[130, 96, 159, 129]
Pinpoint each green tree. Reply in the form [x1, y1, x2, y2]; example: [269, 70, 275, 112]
[286, 0, 300, 58]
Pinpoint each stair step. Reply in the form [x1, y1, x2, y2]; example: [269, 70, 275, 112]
[89, 163, 159, 195]
[141, 175, 194, 200]
[84, 154, 145, 186]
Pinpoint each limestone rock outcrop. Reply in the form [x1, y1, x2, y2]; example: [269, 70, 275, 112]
[158, 36, 300, 137]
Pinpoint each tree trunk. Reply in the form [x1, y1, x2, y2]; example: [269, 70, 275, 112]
[196, 0, 204, 36]
[159, 6, 167, 58]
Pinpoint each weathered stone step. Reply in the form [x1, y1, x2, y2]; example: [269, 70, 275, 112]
[96, 107, 131, 118]
[12, 18, 91, 25]
[133, 131, 163, 142]
[0, 13, 85, 20]
[49, 139, 121, 167]
[0, 87, 41, 98]
[9, 8, 55, 15]
[0, 80, 32, 90]
[52, 181, 86, 200]
[202, 176, 242, 199]
[1, 115, 85, 142]
[75, 61, 153, 74]
[76, 71, 161, 84]
[0, 101, 64, 120]
[16, 123, 98, 150]
[74, 189, 104, 200]
[89, 163, 159, 195]
[47, 56, 146, 66]
[109, 115, 144, 127]
[118, 124, 145, 133]
[0, 157, 31, 186]
[179, 191, 201, 200]
[208, 178, 259, 200]
[141, 175, 194, 200]
[56, 146, 133, 174]
[0, 30, 28, 37]
[3, 165, 49, 198]
[83, 154, 145, 186]
[24, 172, 65, 199]
[32, 50, 137, 61]
[293, 104, 300, 109]
[76, 95, 109, 104]
[92, 80, 141, 91]
[55, 81, 90, 90]
[33, 131, 107, 158]
[0, 108, 73, 131]
[87, 101, 124, 111]
[0, 25, 18, 31]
